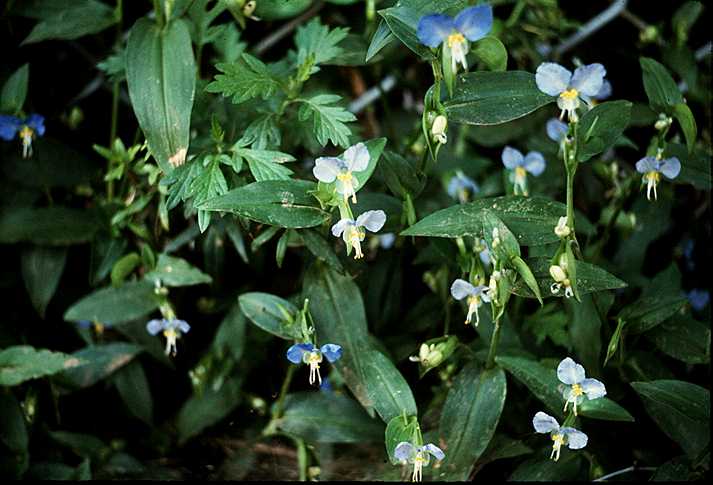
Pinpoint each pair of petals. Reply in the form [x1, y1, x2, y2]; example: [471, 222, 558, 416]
[535, 62, 606, 98]
[146, 318, 190, 335]
[635, 156, 681, 179]
[532, 412, 588, 449]
[286, 343, 343, 364]
[501, 146, 546, 176]
[394, 442, 445, 463]
[417, 5, 493, 48]
[557, 357, 607, 400]
[313, 142, 369, 182]
[0, 114, 45, 141]
[331, 210, 387, 238]
[450, 279, 490, 302]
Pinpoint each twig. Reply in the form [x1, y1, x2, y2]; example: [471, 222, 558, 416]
[252, 1, 325, 56]
[593, 465, 657, 482]
[348, 75, 396, 114]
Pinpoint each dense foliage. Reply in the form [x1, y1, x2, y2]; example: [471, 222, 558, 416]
[1, 0, 710, 481]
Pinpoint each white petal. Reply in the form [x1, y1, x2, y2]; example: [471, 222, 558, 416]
[532, 411, 560, 434]
[562, 428, 588, 449]
[313, 157, 342, 183]
[343, 142, 370, 172]
[355, 210, 386, 233]
[582, 378, 607, 400]
[331, 219, 352, 237]
[557, 357, 585, 385]
[450, 279, 476, 300]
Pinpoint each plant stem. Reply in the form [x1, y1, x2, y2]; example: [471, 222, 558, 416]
[273, 364, 295, 421]
[485, 318, 502, 369]
[566, 167, 576, 230]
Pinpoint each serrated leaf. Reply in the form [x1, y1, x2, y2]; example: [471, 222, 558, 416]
[206, 53, 281, 104]
[294, 18, 349, 67]
[234, 147, 295, 182]
[0, 346, 83, 387]
[297, 94, 356, 148]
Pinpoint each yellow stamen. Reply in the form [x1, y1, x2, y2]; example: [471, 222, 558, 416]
[645, 171, 661, 201]
[551, 434, 565, 461]
[337, 172, 357, 203]
[559, 88, 579, 101]
[19, 126, 34, 158]
[447, 33, 465, 48]
[348, 227, 365, 259]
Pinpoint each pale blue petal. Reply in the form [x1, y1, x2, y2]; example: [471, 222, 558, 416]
[660, 157, 681, 179]
[581, 378, 607, 400]
[688, 289, 710, 311]
[450, 278, 476, 300]
[0, 115, 21, 140]
[535, 63, 572, 96]
[423, 443, 445, 461]
[546, 118, 568, 142]
[502, 146, 524, 169]
[320, 343, 343, 363]
[313, 157, 342, 183]
[454, 5, 492, 42]
[417, 14, 453, 48]
[331, 218, 352, 237]
[146, 319, 165, 335]
[532, 411, 560, 434]
[343, 142, 370, 172]
[523, 151, 546, 176]
[557, 357, 585, 385]
[355, 210, 386, 233]
[26, 114, 46, 136]
[479, 248, 491, 266]
[479, 286, 491, 303]
[595, 79, 612, 100]
[635, 156, 658, 173]
[286, 343, 313, 364]
[394, 442, 415, 462]
[570, 63, 606, 97]
[176, 319, 191, 333]
[562, 428, 588, 449]
[379, 233, 396, 249]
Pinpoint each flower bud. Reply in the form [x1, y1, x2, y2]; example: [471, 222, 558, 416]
[431, 115, 448, 145]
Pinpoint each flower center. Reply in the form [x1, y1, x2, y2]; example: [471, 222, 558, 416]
[572, 383, 584, 397]
[515, 166, 527, 179]
[19, 126, 34, 140]
[645, 171, 661, 183]
[337, 171, 353, 183]
[307, 351, 322, 364]
[447, 32, 465, 48]
[560, 88, 579, 100]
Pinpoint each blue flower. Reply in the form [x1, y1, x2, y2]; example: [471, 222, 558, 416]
[146, 318, 190, 356]
[0, 113, 45, 158]
[687, 289, 710, 311]
[286, 343, 343, 386]
[546, 118, 568, 144]
[475, 238, 491, 266]
[394, 442, 445, 482]
[447, 170, 479, 203]
[331, 210, 387, 259]
[557, 357, 606, 416]
[535, 62, 606, 121]
[450, 278, 491, 326]
[417, 5, 493, 74]
[313, 142, 370, 203]
[379, 233, 396, 249]
[501, 146, 546, 196]
[532, 411, 588, 461]
[635, 155, 680, 201]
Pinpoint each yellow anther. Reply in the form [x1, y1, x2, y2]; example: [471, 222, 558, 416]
[559, 88, 579, 100]
[447, 32, 465, 48]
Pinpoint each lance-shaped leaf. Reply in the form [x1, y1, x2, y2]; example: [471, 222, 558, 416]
[362, 349, 417, 423]
[126, 18, 195, 173]
[0, 347, 83, 387]
[63, 280, 160, 325]
[238, 292, 301, 339]
[576, 100, 632, 162]
[510, 258, 627, 298]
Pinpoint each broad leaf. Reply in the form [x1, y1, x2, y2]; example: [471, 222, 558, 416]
[0, 347, 82, 387]
[21, 0, 117, 44]
[238, 292, 301, 339]
[362, 349, 417, 423]
[59, 343, 141, 389]
[510, 258, 627, 298]
[576, 101, 632, 162]
[145, 254, 212, 287]
[63, 280, 160, 325]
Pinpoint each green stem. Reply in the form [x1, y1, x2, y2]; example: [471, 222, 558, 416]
[152, 0, 164, 27]
[485, 318, 502, 369]
[272, 364, 296, 421]
[566, 167, 576, 230]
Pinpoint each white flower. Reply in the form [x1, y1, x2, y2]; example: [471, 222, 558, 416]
[557, 357, 607, 416]
[313, 142, 370, 203]
[450, 278, 490, 326]
[554, 216, 571, 238]
[532, 411, 588, 461]
[331, 210, 386, 259]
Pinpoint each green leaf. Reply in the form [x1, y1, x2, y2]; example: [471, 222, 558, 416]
[110, 252, 142, 287]
[145, 254, 212, 287]
[189, 158, 228, 232]
[576, 101, 632, 162]
[206, 53, 281, 105]
[113, 361, 153, 425]
[444, 71, 554, 125]
[0, 207, 101, 245]
[496, 356, 634, 422]
[512, 256, 543, 305]
[233, 147, 295, 182]
[254, 0, 312, 20]
[199, 180, 331, 229]
[378, 150, 426, 199]
[472, 36, 507, 71]
[21, 246, 67, 318]
[63, 280, 160, 325]
[1, 64, 29, 114]
[362, 349, 417, 423]
[58, 343, 141, 389]
[21, 0, 117, 44]
[0, 346, 82, 387]
[126, 18, 195, 173]
[509, 452, 583, 481]
[645, 315, 710, 365]
[437, 363, 507, 481]
[303, 265, 372, 411]
[297, 94, 356, 148]
[401, 196, 567, 246]
[378, 5, 434, 60]
[510, 258, 627, 299]
[385, 415, 420, 464]
[671, 102, 697, 152]
[482, 210, 521, 260]
[365, 20, 395, 62]
[566, 295, 603, 372]
[177, 376, 242, 444]
[294, 18, 349, 67]
[277, 392, 384, 443]
[212, 302, 248, 361]
[640, 57, 684, 113]
[238, 292, 301, 339]
[631, 380, 710, 458]
[665, 143, 711, 191]
[0, 393, 28, 478]
[300, 229, 344, 272]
